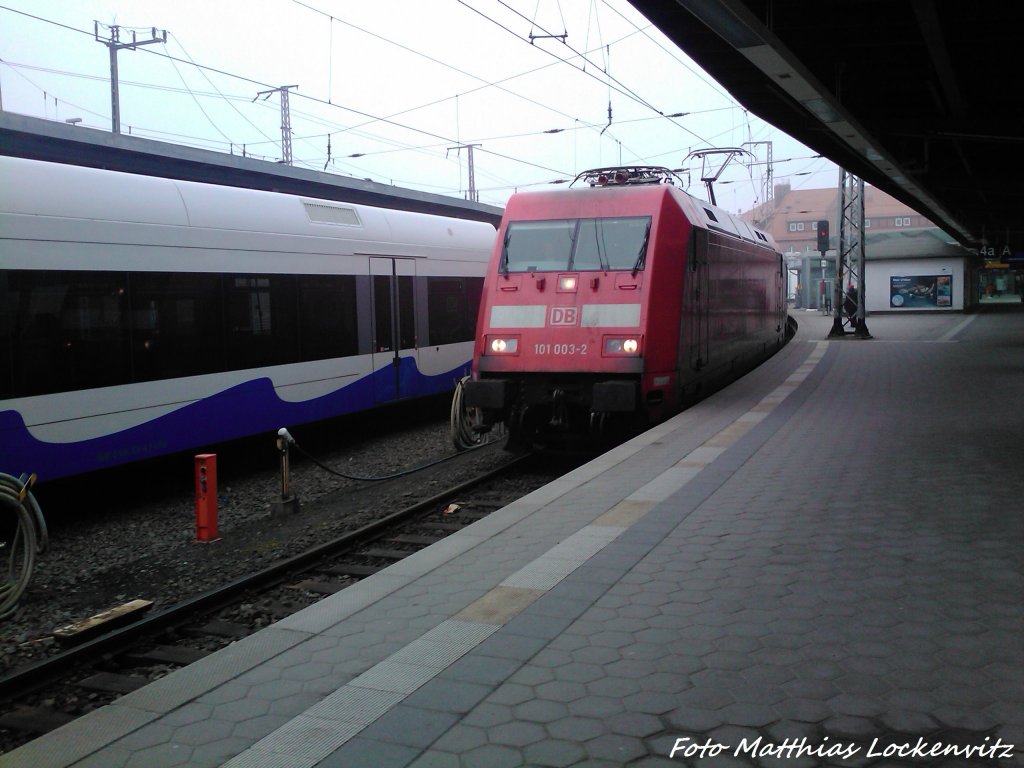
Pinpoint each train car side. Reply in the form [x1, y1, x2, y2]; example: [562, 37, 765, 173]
[0, 156, 495, 482]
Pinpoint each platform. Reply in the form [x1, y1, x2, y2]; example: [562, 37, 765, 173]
[5, 308, 1022, 768]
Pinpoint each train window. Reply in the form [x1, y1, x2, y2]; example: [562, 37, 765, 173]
[297, 275, 358, 361]
[3, 270, 130, 397]
[131, 272, 223, 381]
[503, 218, 651, 273]
[1, 269, 364, 399]
[574, 217, 651, 271]
[502, 220, 576, 272]
[398, 276, 415, 349]
[226, 275, 298, 370]
[373, 275, 394, 352]
[427, 277, 483, 345]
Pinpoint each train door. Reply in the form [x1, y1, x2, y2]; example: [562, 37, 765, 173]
[689, 231, 710, 370]
[370, 257, 418, 402]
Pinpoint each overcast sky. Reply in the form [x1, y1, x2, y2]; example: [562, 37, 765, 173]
[0, 0, 840, 211]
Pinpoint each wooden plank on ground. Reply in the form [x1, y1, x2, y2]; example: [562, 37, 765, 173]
[51, 599, 154, 646]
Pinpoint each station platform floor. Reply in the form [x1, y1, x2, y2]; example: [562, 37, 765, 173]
[5, 308, 1022, 768]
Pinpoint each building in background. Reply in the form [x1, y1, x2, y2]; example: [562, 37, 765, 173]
[741, 183, 987, 312]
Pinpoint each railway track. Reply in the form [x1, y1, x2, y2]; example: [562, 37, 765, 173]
[0, 447, 577, 753]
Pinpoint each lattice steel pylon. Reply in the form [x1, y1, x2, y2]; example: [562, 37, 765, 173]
[829, 171, 872, 338]
[255, 85, 298, 165]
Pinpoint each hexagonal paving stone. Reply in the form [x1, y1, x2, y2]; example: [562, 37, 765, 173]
[588, 631, 636, 649]
[553, 662, 606, 684]
[430, 724, 488, 753]
[463, 702, 515, 728]
[585, 732, 648, 763]
[489, 683, 536, 707]
[460, 743, 523, 768]
[771, 697, 832, 724]
[623, 691, 680, 716]
[568, 695, 626, 719]
[535, 680, 589, 703]
[212, 696, 272, 723]
[246, 677, 306, 703]
[585, 675, 643, 699]
[508, 664, 556, 687]
[783, 678, 841, 701]
[522, 738, 588, 767]
[488, 720, 548, 748]
[717, 702, 779, 728]
[607, 711, 664, 739]
[514, 699, 570, 724]
[546, 716, 606, 742]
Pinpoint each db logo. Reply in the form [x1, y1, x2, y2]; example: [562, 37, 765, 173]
[549, 307, 579, 326]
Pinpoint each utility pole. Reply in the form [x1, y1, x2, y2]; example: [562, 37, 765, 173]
[448, 143, 481, 202]
[255, 85, 299, 165]
[829, 171, 872, 338]
[95, 23, 167, 134]
[742, 140, 774, 226]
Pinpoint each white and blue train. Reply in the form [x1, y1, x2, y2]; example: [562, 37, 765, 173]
[0, 156, 496, 482]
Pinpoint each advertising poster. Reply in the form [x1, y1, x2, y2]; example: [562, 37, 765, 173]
[890, 275, 951, 308]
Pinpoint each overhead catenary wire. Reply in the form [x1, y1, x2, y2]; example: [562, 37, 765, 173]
[0, 2, 819, 210]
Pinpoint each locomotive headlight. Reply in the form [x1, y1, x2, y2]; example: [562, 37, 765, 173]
[487, 336, 519, 354]
[603, 336, 641, 356]
[557, 275, 578, 292]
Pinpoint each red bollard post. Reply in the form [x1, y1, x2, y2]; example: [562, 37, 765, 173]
[194, 453, 220, 543]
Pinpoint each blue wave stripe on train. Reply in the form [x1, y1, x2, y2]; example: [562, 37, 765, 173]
[0, 359, 470, 482]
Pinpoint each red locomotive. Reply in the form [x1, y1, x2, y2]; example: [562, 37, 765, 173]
[460, 166, 790, 447]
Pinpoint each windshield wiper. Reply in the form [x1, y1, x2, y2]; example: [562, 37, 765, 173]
[632, 222, 651, 277]
[596, 219, 610, 273]
[500, 230, 511, 277]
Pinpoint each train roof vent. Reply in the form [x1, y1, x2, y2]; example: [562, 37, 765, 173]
[755, 231, 768, 242]
[304, 201, 362, 226]
[703, 208, 719, 222]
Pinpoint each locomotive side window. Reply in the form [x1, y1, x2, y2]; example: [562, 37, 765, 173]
[502, 217, 651, 273]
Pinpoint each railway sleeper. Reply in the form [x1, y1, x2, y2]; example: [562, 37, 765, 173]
[0, 705, 76, 735]
[181, 619, 249, 640]
[77, 671, 149, 695]
[387, 534, 444, 546]
[289, 579, 347, 595]
[123, 645, 209, 667]
[360, 548, 413, 560]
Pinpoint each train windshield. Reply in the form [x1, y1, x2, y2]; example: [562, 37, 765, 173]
[501, 216, 651, 273]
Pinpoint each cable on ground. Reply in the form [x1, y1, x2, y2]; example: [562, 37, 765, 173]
[1, 472, 49, 620]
